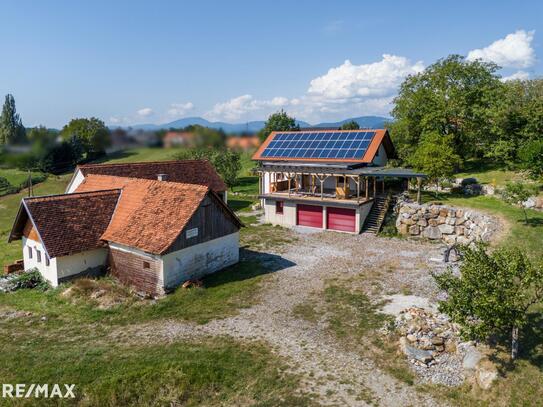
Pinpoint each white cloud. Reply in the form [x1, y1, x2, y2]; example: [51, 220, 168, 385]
[501, 70, 530, 81]
[205, 94, 291, 121]
[167, 102, 194, 117]
[467, 30, 535, 68]
[136, 107, 154, 117]
[308, 54, 424, 100]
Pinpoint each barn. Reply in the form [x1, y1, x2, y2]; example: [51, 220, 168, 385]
[9, 174, 242, 295]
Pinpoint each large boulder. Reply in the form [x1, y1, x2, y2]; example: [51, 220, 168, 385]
[423, 226, 442, 240]
[476, 360, 498, 390]
[462, 346, 483, 370]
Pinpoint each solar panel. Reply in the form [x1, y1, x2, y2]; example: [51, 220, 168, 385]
[261, 131, 376, 160]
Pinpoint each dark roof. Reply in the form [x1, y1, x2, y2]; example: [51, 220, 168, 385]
[76, 175, 242, 254]
[256, 164, 427, 178]
[9, 190, 121, 258]
[252, 129, 395, 164]
[76, 160, 227, 192]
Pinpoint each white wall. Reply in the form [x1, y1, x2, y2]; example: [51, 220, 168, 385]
[22, 237, 58, 285]
[357, 201, 374, 233]
[161, 232, 239, 290]
[264, 199, 297, 227]
[65, 169, 85, 193]
[56, 248, 108, 281]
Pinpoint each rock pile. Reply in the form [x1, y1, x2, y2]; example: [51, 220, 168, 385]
[395, 199, 499, 245]
[392, 307, 498, 388]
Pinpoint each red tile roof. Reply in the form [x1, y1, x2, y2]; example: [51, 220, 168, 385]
[252, 129, 395, 164]
[76, 160, 227, 192]
[76, 175, 241, 254]
[9, 190, 121, 258]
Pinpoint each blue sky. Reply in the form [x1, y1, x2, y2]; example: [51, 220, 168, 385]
[1, 0, 542, 128]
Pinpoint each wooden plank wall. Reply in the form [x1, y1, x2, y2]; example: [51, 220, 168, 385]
[108, 248, 162, 295]
[165, 194, 239, 253]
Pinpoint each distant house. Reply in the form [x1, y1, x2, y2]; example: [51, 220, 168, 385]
[66, 160, 228, 202]
[226, 135, 260, 151]
[163, 131, 195, 148]
[252, 129, 426, 234]
[9, 162, 242, 295]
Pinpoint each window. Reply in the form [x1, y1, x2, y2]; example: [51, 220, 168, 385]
[28, 246, 32, 259]
[276, 200, 284, 214]
[143, 261, 150, 269]
[45, 255, 50, 267]
[36, 249, 42, 263]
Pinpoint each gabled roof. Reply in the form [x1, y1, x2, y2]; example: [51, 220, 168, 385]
[252, 129, 395, 164]
[8, 190, 121, 258]
[72, 160, 227, 192]
[76, 175, 242, 254]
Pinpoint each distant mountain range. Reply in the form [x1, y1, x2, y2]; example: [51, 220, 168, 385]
[121, 115, 390, 133]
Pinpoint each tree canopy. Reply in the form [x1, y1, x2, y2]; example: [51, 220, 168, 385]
[434, 244, 543, 359]
[390, 55, 503, 162]
[60, 117, 111, 158]
[340, 120, 360, 130]
[0, 94, 26, 145]
[257, 110, 299, 142]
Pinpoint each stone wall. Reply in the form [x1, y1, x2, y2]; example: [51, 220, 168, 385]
[395, 200, 498, 245]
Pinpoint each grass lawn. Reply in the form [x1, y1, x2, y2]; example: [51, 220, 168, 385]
[417, 191, 543, 258]
[0, 168, 46, 188]
[95, 147, 186, 164]
[454, 159, 526, 186]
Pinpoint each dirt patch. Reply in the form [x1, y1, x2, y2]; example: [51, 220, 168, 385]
[61, 278, 139, 309]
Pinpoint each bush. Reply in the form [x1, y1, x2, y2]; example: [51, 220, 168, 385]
[11, 269, 49, 291]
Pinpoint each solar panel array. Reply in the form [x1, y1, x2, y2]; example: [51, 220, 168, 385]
[260, 131, 376, 159]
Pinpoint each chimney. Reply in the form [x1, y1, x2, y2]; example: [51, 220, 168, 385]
[157, 173, 168, 181]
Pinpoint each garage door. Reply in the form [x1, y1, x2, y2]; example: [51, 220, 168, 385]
[296, 204, 323, 228]
[327, 207, 356, 232]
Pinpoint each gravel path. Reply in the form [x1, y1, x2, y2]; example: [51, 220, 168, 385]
[113, 227, 450, 406]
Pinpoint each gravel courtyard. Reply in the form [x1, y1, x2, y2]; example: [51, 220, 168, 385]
[115, 224, 451, 406]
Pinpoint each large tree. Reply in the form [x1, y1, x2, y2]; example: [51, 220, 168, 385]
[60, 117, 111, 158]
[434, 244, 543, 359]
[340, 120, 360, 130]
[257, 110, 299, 142]
[0, 94, 26, 145]
[390, 55, 503, 162]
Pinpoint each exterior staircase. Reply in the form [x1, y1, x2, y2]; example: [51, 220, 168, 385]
[362, 193, 392, 234]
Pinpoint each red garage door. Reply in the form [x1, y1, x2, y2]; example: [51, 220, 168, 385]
[327, 207, 356, 232]
[297, 204, 323, 228]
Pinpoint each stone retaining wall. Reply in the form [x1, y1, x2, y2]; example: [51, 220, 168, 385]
[395, 201, 498, 245]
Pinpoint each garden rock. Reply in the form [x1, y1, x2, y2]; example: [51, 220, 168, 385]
[462, 346, 483, 370]
[476, 360, 498, 390]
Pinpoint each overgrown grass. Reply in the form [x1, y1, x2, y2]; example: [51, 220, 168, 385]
[0, 333, 310, 406]
[240, 218, 297, 252]
[0, 260, 269, 326]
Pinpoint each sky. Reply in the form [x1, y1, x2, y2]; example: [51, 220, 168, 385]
[1, 0, 542, 128]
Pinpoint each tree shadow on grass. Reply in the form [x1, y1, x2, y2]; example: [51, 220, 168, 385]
[517, 218, 543, 227]
[203, 248, 296, 289]
[233, 176, 259, 194]
[228, 197, 254, 212]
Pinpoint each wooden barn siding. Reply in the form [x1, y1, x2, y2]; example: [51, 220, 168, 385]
[165, 195, 239, 254]
[107, 248, 162, 295]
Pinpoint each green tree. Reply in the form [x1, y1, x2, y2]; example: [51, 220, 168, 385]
[0, 94, 26, 144]
[434, 244, 543, 359]
[410, 131, 461, 193]
[390, 55, 503, 162]
[257, 110, 299, 142]
[60, 117, 111, 158]
[518, 139, 543, 179]
[340, 120, 360, 130]
[501, 181, 538, 224]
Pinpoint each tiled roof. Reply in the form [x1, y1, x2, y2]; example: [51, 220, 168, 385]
[76, 175, 230, 254]
[76, 160, 227, 192]
[17, 190, 121, 258]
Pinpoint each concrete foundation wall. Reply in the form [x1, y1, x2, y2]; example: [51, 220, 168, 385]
[161, 232, 239, 290]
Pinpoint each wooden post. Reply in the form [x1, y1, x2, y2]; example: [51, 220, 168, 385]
[288, 176, 291, 197]
[382, 178, 385, 194]
[356, 176, 360, 203]
[365, 177, 369, 199]
[417, 177, 422, 204]
[373, 177, 376, 198]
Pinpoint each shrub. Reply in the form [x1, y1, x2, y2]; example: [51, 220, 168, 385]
[11, 269, 49, 291]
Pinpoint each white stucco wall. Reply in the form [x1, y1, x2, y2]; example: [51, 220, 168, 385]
[56, 248, 108, 281]
[264, 199, 297, 227]
[161, 232, 240, 290]
[357, 201, 374, 233]
[22, 237, 58, 285]
[65, 169, 85, 193]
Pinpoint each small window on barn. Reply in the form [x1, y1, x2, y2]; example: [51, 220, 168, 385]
[36, 249, 42, 263]
[28, 246, 32, 259]
[143, 261, 150, 269]
[276, 200, 284, 214]
[45, 255, 50, 267]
